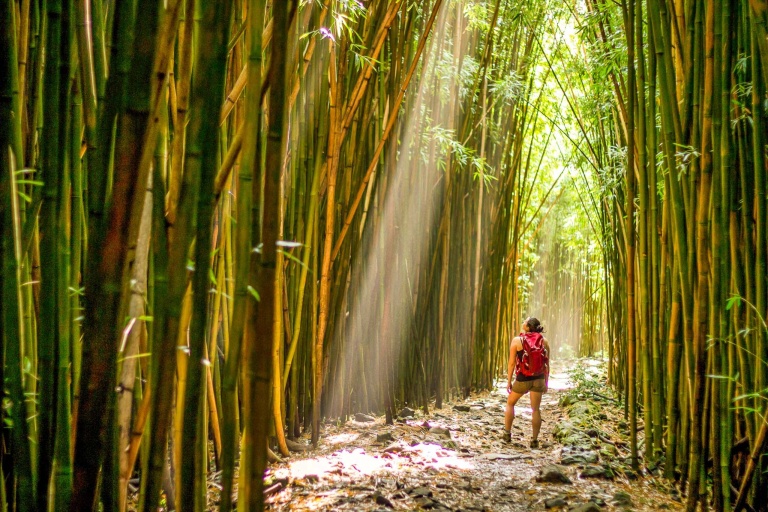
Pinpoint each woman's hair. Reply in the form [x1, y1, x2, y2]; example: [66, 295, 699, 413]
[524, 317, 545, 333]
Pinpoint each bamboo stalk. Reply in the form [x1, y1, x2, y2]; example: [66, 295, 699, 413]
[0, 10, 35, 502]
[242, 0, 289, 507]
[223, 1, 265, 510]
[178, 0, 233, 508]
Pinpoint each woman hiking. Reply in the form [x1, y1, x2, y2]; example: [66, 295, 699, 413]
[503, 317, 550, 448]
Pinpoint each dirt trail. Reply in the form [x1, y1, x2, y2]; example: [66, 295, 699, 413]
[265, 362, 683, 511]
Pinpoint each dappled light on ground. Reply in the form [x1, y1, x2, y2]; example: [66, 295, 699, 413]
[545, 370, 572, 391]
[325, 433, 360, 446]
[278, 442, 474, 482]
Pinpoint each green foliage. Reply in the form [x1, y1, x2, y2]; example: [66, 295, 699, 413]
[561, 359, 616, 405]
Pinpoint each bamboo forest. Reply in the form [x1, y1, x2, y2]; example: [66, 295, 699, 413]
[2, 0, 768, 510]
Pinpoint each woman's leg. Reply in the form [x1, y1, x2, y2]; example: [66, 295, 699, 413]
[505, 390, 524, 432]
[530, 391, 543, 441]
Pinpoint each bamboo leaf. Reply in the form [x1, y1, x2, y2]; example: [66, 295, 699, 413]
[725, 295, 742, 310]
[278, 249, 313, 274]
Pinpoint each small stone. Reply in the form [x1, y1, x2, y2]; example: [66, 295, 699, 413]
[560, 447, 599, 465]
[570, 503, 601, 512]
[374, 493, 394, 508]
[624, 469, 639, 480]
[377, 432, 395, 443]
[612, 491, 633, 507]
[414, 497, 435, 508]
[304, 474, 319, 483]
[545, 497, 568, 508]
[383, 443, 404, 453]
[409, 486, 433, 498]
[422, 420, 432, 428]
[561, 454, 596, 465]
[429, 426, 451, 437]
[400, 407, 416, 418]
[580, 465, 614, 479]
[568, 401, 596, 420]
[453, 405, 471, 412]
[535, 465, 572, 484]
[589, 495, 607, 506]
[355, 413, 376, 422]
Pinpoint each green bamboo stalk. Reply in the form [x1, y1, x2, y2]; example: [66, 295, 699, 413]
[74, 0, 98, 148]
[750, 14, 767, 448]
[178, 0, 233, 507]
[718, 0, 734, 505]
[685, 0, 714, 507]
[623, 0, 639, 471]
[283, 162, 320, 389]
[138, 148, 171, 512]
[219, 9, 264, 509]
[52, 2, 74, 507]
[86, 0, 134, 241]
[1, 3, 35, 507]
[709, 0, 726, 506]
[241, 0, 289, 506]
[38, 1, 64, 506]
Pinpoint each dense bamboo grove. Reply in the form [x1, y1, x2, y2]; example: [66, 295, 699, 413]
[574, 0, 768, 509]
[0, 0, 575, 509]
[0, 0, 767, 511]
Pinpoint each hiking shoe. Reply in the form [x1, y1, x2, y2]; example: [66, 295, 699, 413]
[503, 430, 511, 443]
[530, 439, 540, 449]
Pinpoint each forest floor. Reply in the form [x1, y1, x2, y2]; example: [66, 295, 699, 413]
[263, 360, 684, 511]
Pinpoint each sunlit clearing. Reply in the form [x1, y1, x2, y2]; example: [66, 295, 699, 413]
[325, 433, 360, 445]
[277, 443, 473, 482]
[546, 370, 572, 391]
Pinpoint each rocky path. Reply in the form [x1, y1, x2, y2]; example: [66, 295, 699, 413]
[264, 361, 683, 511]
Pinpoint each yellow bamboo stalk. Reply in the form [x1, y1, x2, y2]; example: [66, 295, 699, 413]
[272, 248, 290, 456]
[173, 284, 193, 505]
[313, 39, 339, 446]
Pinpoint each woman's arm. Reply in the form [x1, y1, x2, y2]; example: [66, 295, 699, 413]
[507, 337, 520, 392]
[543, 338, 551, 382]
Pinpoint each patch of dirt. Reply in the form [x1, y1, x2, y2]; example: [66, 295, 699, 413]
[265, 362, 683, 511]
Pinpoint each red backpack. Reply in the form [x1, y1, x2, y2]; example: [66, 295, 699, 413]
[516, 332, 547, 377]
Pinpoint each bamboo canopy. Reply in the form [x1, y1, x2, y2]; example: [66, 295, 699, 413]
[0, 0, 767, 511]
